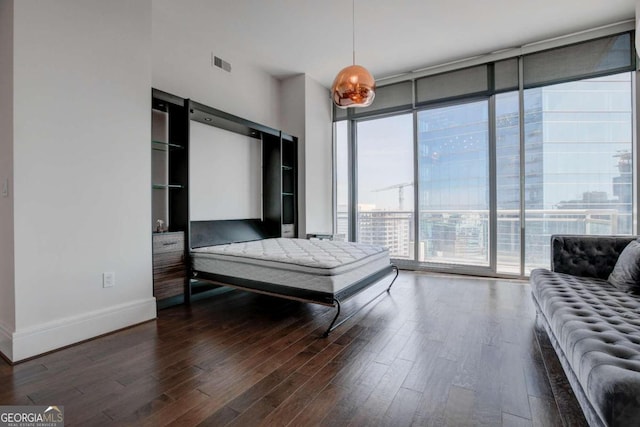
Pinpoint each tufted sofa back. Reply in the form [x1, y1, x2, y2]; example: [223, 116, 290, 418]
[551, 235, 639, 280]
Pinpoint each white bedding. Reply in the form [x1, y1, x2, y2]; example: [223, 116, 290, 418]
[191, 238, 391, 294]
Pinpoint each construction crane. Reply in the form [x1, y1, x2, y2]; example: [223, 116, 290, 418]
[373, 182, 413, 210]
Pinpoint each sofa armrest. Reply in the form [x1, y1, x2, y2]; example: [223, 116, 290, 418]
[550, 235, 637, 280]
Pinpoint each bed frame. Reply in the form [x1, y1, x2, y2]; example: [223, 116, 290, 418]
[190, 219, 399, 337]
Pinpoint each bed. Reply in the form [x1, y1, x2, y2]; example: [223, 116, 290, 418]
[190, 219, 398, 337]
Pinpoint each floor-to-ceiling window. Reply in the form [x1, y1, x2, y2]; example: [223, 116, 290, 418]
[335, 121, 350, 240]
[356, 114, 414, 259]
[333, 30, 635, 277]
[523, 73, 633, 272]
[496, 91, 522, 274]
[417, 101, 490, 266]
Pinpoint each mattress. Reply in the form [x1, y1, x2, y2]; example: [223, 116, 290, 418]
[191, 238, 391, 294]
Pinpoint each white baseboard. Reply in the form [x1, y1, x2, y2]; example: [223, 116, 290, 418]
[11, 298, 157, 362]
[0, 321, 13, 362]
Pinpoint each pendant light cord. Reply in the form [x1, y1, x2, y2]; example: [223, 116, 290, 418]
[352, 0, 356, 65]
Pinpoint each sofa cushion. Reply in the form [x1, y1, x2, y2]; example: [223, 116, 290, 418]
[530, 268, 640, 426]
[551, 235, 637, 280]
[608, 240, 640, 292]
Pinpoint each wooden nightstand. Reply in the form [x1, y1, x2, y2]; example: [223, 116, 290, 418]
[152, 231, 186, 302]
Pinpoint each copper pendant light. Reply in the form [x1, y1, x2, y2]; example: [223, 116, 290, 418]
[331, 0, 375, 109]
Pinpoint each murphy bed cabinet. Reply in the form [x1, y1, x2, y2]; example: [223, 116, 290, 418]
[188, 100, 298, 241]
[150, 89, 298, 308]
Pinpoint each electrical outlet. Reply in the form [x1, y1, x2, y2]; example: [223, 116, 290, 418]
[103, 272, 115, 288]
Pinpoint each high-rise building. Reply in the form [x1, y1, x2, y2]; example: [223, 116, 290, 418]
[356, 208, 414, 259]
[415, 74, 632, 269]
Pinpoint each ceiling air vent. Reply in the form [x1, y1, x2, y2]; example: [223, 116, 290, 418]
[212, 54, 232, 72]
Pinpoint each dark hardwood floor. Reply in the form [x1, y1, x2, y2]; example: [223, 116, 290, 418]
[0, 271, 586, 426]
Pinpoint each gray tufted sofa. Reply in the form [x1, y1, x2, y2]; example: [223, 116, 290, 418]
[530, 235, 640, 427]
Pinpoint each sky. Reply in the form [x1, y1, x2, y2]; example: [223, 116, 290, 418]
[337, 114, 414, 211]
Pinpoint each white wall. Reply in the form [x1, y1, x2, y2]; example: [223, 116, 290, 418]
[637, 2, 640, 54]
[304, 78, 333, 234]
[189, 122, 261, 221]
[10, 0, 155, 361]
[636, 0, 640, 51]
[0, 0, 16, 360]
[280, 76, 307, 236]
[280, 75, 333, 238]
[152, 9, 281, 131]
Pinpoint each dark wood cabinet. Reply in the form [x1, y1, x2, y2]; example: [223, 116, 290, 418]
[281, 133, 297, 237]
[262, 131, 298, 238]
[152, 232, 186, 302]
[152, 89, 189, 308]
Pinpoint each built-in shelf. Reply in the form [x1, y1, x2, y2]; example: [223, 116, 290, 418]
[152, 140, 184, 151]
[280, 135, 297, 236]
[152, 184, 184, 190]
[152, 88, 190, 309]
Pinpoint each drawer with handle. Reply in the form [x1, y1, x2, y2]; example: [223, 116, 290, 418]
[153, 232, 185, 254]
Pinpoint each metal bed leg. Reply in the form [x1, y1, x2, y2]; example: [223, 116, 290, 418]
[387, 265, 399, 292]
[323, 298, 341, 338]
[322, 265, 400, 338]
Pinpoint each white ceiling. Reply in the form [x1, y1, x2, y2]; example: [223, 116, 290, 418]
[153, 0, 636, 88]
